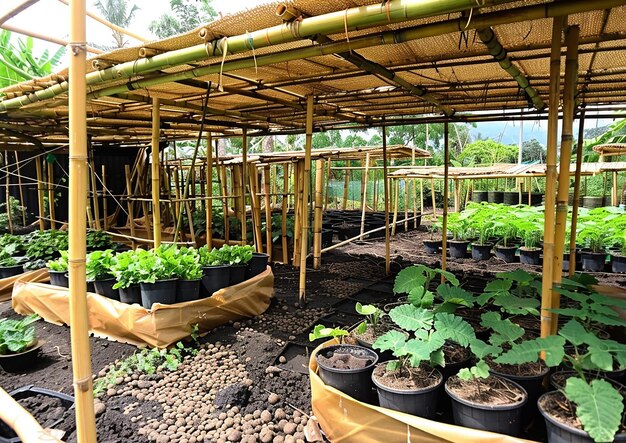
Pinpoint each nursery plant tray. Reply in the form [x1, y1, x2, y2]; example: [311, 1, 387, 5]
[274, 343, 314, 375]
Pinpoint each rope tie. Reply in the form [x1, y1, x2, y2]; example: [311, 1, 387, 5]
[217, 37, 228, 92]
[343, 9, 352, 53]
[245, 31, 258, 74]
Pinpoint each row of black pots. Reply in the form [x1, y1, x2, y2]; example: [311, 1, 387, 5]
[472, 191, 544, 206]
[316, 344, 622, 442]
[0, 264, 24, 279]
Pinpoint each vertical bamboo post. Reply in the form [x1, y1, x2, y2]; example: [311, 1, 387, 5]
[613, 171, 618, 206]
[206, 133, 213, 248]
[249, 164, 263, 252]
[299, 95, 313, 305]
[359, 157, 366, 213]
[282, 163, 289, 263]
[430, 177, 436, 221]
[527, 177, 532, 205]
[47, 159, 56, 229]
[293, 161, 302, 266]
[441, 122, 450, 283]
[220, 165, 230, 243]
[391, 179, 399, 236]
[272, 164, 277, 208]
[453, 178, 460, 212]
[102, 165, 108, 231]
[67, 0, 97, 439]
[540, 16, 565, 340]
[35, 157, 45, 230]
[342, 160, 349, 210]
[263, 165, 272, 259]
[233, 167, 242, 224]
[404, 179, 409, 231]
[89, 161, 101, 230]
[241, 129, 248, 245]
[412, 147, 417, 228]
[124, 164, 136, 242]
[5, 154, 13, 234]
[420, 178, 424, 215]
[324, 160, 331, 211]
[383, 126, 390, 275]
[14, 151, 26, 226]
[551, 25, 579, 335]
[569, 112, 586, 277]
[313, 159, 324, 269]
[151, 97, 161, 248]
[360, 153, 371, 240]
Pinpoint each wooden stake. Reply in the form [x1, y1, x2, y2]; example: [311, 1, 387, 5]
[540, 16, 565, 340]
[453, 178, 460, 212]
[241, 129, 248, 245]
[613, 171, 618, 206]
[47, 159, 56, 229]
[282, 163, 289, 263]
[35, 156, 45, 230]
[264, 165, 272, 259]
[392, 178, 399, 236]
[5, 153, 13, 234]
[151, 97, 161, 247]
[249, 164, 263, 252]
[569, 111, 585, 277]
[102, 164, 108, 231]
[383, 125, 390, 275]
[441, 122, 450, 283]
[293, 161, 302, 266]
[206, 133, 213, 248]
[360, 153, 371, 240]
[14, 151, 26, 226]
[324, 160, 331, 211]
[313, 159, 324, 269]
[299, 95, 313, 305]
[342, 160, 349, 210]
[404, 179, 409, 231]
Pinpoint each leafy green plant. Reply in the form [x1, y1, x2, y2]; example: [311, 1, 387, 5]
[24, 230, 69, 262]
[0, 234, 25, 255]
[86, 249, 116, 281]
[522, 229, 541, 249]
[494, 222, 517, 247]
[477, 269, 541, 316]
[0, 250, 18, 267]
[0, 314, 39, 354]
[47, 250, 69, 272]
[471, 221, 493, 246]
[221, 245, 254, 265]
[134, 248, 177, 284]
[86, 230, 115, 250]
[309, 324, 349, 343]
[198, 246, 226, 266]
[175, 247, 202, 280]
[393, 265, 459, 309]
[111, 249, 140, 289]
[354, 303, 384, 335]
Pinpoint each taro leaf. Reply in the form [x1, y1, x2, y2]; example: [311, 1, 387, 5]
[430, 349, 445, 368]
[558, 319, 591, 347]
[420, 290, 434, 308]
[393, 267, 427, 294]
[552, 287, 589, 304]
[407, 286, 426, 307]
[585, 335, 626, 371]
[403, 339, 432, 367]
[497, 268, 535, 284]
[435, 302, 460, 314]
[476, 292, 494, 306]
[480, 312, 524, 346]
[495, 339, 542, 365]
[469, 338, 501, 359]
[434, 312, 475, 347]
[564, 378, 624, 443]
[355, 302, 377, 316]
[589, 293, 626, 309]
[388, 304, 434, 332]
[373, 330, 407, 353]
[539, 335, 567, 367]
[484, 279, 512, 293]
[436, 285, 474, 307]
[427, 329, 446, 352]
[550, 307, 588, 320]
[494, 294, 540, 316]
[458, 360, 490, 380]
[433, 269, 459, 287]
[355, 321, 367, 335]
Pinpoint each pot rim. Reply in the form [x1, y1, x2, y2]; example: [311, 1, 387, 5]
[315, 344, 378, 374]
[0, 339, 45, 359]
[444, 374, 528, 410]
[372, 363, 443, 394]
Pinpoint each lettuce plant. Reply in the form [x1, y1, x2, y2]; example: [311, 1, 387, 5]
[47, 250, 69, 272]
[175, 247, 202, 280]
[86, 249, 116, 281]
[0, 314, 39, 354]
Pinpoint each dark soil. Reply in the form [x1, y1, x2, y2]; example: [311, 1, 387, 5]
[487, 357, 548, 377]
[351, 323, 400, 346]
[317, 348, 374, 370]
[372, 363, 441, 391]
[538, 391, 582, 430]
[446, 375, 526, 406]
[443, 342, 470, 365]
[0, 393, 69, 439]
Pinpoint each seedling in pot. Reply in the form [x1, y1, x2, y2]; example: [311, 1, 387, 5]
[477, 269, 540, 316]
[309, 324, 349, 343]
[354, 302, 384, 336]
[393, 264, 459, 308]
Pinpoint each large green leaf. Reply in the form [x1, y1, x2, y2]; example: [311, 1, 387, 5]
[393, 266, 427, 295]
[469, 338, 501, 360]
[403, 339, 433, 367]
[388, 304, 434, 332]
[480, 312, 524, 346]
[434, 312, 475, 346]
[484, 279, 512, 293]
[496, 269, 535, 284]
[539, 335, 567, 367]
[373, 330, 407, 353]
[564, 378, 624, 443]
[559, 319, 593, 346]
[436, 285, 474, 307]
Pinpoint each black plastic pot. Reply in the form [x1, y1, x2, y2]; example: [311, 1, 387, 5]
[472, 191, 488, 203]
[321, 228, 334, 247]
[582, 196, 605, 209]
[520, 247, 542, 265]
[448, 240, 469, 258]
[372, 365, 442, 419]
[611, 254, 626, 273]
[423, 239, 442, 254]
[0, 264, 23, 279]
[93, 278, 119, 300]
[0, 385, 74, 443]
[315, 344, 378, 404]
[490, 364, 549, 424]
[495, 245, 518, 263]
[140, 278, 177, 309]
[445, 375, 527, 436]
[503, 191, 520, 205]
[487, 191, 504, 203]
[201, 265, 230, 297]
[332, 223, 362, 241]
[48, 270, 68, 288]
[471, 243, 492, 261]
[581, 251, 606, 272]
[176, 279, 201, 303]
[229, 264, 248, 285]
[0, 340, 45, 373]
[119, 284, 141, 305]
[247, 253, 269, 279]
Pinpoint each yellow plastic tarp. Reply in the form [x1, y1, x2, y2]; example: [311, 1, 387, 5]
[309, 340, 536, 443]
[12, 267, 274, 348]
[0, 269, 50, 302]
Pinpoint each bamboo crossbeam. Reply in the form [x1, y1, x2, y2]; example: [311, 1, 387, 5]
[0, 0, 40, 25]
[569, 112, 585, 277]
[0, 22, 103, 54]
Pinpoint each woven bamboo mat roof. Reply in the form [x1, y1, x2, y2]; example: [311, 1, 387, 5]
[391, 161, 626, 179]
[2, 0, 626, 147]
[593, 143, 626, 156]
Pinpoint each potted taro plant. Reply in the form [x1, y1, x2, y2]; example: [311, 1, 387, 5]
[309, 324, 379, 404]
[423, 223, 442, 254]
[0, 314, 43, 372]
[111, 249, 142, 304]
[350, 303, 398, 361]
[580, 229, 608, 272]
[175, 247, 202, 303]
[470, 221, 494, 261]
[494, 223, 518, 263]
[221, 244, 254, 285]
[86, 249, 119, 300]
[519, 228, 542, 265]
[447, 217, 470, 258]
[136, 247, 179, 310]
[0, 247, 23, 279]
[47, 250, 69, 287]
[198, 246, 230, 297]
[610, 235, 626, 274]
[372, 304, 475, 419]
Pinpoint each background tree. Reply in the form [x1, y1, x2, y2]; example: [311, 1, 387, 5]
[93, 0, 139, 48]
[457, 140, 517, 166]
[521, 138, 546, 162]
[150, 0, 217, 39]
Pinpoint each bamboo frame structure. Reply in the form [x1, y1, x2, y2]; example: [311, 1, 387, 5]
[441, 122, 450, 283]
[313, 159, 323, 269]
[569, 112, 586, 277]
[206, 133, 213, 249]
[383, 126, 391, 275]
[151, 98, 161, 247]
[298, 96, 313, 304]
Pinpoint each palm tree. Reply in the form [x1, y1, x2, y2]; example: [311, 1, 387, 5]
[93, 0, 139, 48]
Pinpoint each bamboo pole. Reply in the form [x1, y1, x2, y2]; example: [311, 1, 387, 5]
[241, 129, 248, 246]
[0, 386, 63, 443]
[85, 162, 94, 229]
[551, 25, 579, 335]
[360, 153, 371, 240]
[430, 177, 437, 221]
[324, 160, 331, 211]
[392, 178, 399, 236]
[89, 161, 101, 230]
[569, 112, 586, 277]
[124, 164, 136, 243]
[47, 159, 55, 229]
[272, 164, 277, 208]
[102, 164, 108, 231]
[453, 178, 460, 212]
[249, 164, 263, 252]
[282, 163, 289, 263]
[14, 151, 26, 226]
[299, 95, 313, 304]
[292, 161, 302, 266]
[151, 98, 161, 247]
[67, 0, 97, 440]
[540, 16, 565, 340]
[313, 159, 324, 269]
[382, 126, 391, 275]
[360, 158, 366, 214]
[206, 134, 213, 249]
[613, 171, 618, 206]
[342, 160, 349, 210]
[35, 156, 45, 230]
[5, 154, 12, 234]
[264, 165, 272, 259]
[441, 122, 450, 283]
[219, 164, 230, 243]
[0, 23, 102, 55]
[404, 179, 409, 231]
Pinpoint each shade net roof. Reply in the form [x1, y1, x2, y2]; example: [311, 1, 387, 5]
[1, 0, 626, 147]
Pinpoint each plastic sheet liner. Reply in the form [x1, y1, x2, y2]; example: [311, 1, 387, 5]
[0, 269, 49, 302]
[309, 340, 536, 443]
[12, 267, 273, 348]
